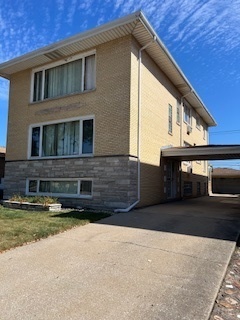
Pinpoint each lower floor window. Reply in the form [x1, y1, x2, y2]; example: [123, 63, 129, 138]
[27, 179, 92, 198]
[183, 181, 192, 196]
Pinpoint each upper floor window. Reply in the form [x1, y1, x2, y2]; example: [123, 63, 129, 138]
[203, 126, 207, 140]
[168, 104, 173, 134]
[196, 115, 201, 129]
[184, 104, 191, 125]
[32, 51, 96, 102]
[176, 100, 180, 124]
[30, 117, 94, 158]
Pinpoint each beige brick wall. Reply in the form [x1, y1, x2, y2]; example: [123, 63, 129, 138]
[6, 36, 132, 161]
[181, 102, 208, 177]
[130, 38, 208, 207]
[6, 33, 210, 208]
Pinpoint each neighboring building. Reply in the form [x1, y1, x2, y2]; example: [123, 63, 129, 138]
[0, 11, 216, 210]
[212, 168, 240, 194]
[0, 147, 6, 199]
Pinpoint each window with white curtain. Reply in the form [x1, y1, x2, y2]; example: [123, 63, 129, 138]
[32, 52, 95, 102]
[30, 117, 94, 158]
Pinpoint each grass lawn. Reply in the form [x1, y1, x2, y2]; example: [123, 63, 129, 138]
[0, 205, 111, 253]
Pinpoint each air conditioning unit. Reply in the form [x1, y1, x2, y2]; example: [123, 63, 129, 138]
[187, 125, 192, 134]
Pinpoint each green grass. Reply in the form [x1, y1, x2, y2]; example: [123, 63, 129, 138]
[0, 205, 111, 253]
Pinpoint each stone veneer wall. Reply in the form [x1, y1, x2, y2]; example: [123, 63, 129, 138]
[4, 156, 138, 210]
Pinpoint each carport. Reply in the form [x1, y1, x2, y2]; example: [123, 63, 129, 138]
[161, 144, 240, 161]
[161, 144, 240, 198]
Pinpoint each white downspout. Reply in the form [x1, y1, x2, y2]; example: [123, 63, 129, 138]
[114, 36, 156, 213]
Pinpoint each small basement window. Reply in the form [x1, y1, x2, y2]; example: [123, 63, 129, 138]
[27, 179, 93, 198]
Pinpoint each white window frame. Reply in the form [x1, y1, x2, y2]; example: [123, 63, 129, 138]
[196, 115, 201, 130]
[30, 50, 96, 102]
[26, 178, 93, 199]
[176, 100, 180, 125]
[168, 104, 173, 134]
[28, 115, 95, 159]
[183, 104, 192, 125]
[203, 126, 207, 140]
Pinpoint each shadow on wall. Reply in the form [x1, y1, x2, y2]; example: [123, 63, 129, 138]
[95, 196, 240, 242]
[139, 159, 209, 207]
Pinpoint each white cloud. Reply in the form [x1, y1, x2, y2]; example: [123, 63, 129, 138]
[0, 0, 239, 90]
[0, 79, 9, 101]
[66, 0, 78, 25]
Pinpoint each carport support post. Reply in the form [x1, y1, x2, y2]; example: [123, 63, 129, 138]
[179, 162, 183, 199]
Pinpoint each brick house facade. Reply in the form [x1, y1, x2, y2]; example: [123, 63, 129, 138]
[0, 11, 216, 210]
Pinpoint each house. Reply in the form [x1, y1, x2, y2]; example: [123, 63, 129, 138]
[0, 11, 217, 210]
[0, 147, 6, 199]
[212, 168, 240, 194]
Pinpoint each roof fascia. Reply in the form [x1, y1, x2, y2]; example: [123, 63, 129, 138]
[138, 11, 216, 127]
[0, 11, 142, 78]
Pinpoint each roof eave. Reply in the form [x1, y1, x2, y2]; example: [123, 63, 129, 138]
[136, 12, 216, 127]
[0, 10, 142, 79]
[0, 10, 217, 126]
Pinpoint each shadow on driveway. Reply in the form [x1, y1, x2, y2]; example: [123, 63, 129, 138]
[94, 196, 240, 242]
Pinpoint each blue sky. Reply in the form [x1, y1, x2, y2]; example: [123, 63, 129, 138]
[0, 0, 239, 168]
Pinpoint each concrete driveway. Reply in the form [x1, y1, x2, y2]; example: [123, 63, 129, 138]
[0, 196, 239, 320]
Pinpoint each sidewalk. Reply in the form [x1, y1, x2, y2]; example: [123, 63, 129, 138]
[0, 196, 239, 320]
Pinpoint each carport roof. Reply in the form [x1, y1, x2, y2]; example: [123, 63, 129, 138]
[161, 145, 240, 161]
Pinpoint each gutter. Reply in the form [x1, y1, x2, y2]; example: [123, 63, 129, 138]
[137, 11, 216, 127]
[0, 11, 143, 80]
[114, 36, 156, 213]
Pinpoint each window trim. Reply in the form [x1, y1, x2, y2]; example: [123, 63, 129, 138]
[26, 178, 93, 199]
[168, 104, 173, 135]
[183, 181, 193, 196]
[203, 126, 207, 140]
[176, 100, 181, 125]
[30, 50, 96, 103]
[183, 104, 192, 125]
[196, 115, 201, 130]
[28, 115, 95, 159]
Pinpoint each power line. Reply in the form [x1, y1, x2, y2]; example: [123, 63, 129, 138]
[210, 164, 240, 167]
[210, 129, 240, 135]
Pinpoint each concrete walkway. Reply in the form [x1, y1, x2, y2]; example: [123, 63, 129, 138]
[0, 196, 239, 320]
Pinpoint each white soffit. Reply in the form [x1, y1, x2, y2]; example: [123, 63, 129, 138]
[0, 11, 216, 126]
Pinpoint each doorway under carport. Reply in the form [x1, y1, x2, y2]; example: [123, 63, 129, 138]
[161, 144, 240, 199]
